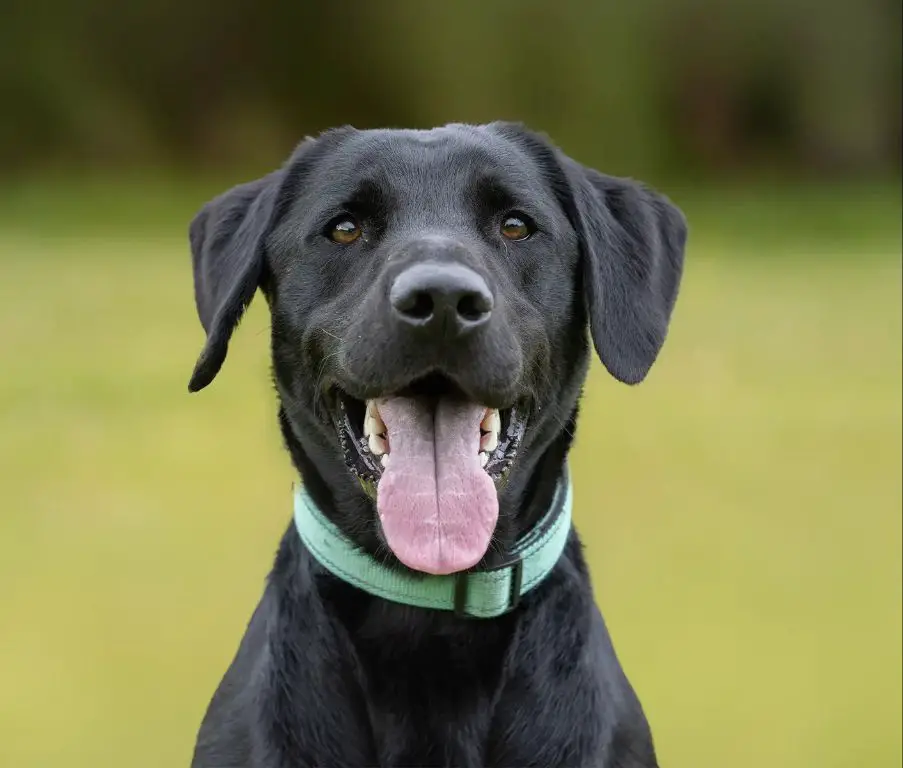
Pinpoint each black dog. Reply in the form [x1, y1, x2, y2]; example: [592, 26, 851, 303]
[187, 123, 686, 768]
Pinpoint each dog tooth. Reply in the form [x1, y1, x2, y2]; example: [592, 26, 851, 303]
[368, 434, 387, 456]
[481, 409, 500, 434]
[479, 451, 489, 468]
[364, 415, 382, 438]
[480, 430, 498, 453]
[380, 454, 390, 468]
[365, 406, 386, 436]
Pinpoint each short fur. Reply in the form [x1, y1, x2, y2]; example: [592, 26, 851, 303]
[186, 123, 687, 768]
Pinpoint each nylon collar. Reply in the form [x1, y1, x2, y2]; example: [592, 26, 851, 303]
[293, 469, 573, 619]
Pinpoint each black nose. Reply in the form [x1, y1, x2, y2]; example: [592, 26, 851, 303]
[390, 263, 494, 337]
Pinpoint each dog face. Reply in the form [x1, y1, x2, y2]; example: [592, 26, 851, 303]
[188, 123, 686, 575]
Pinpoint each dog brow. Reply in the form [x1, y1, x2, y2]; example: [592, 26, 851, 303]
[341, 177, 394, 215]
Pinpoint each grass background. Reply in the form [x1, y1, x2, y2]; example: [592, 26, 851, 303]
[0, 181, 900, 767]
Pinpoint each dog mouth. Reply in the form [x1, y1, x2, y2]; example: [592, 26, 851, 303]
[334, 387, 526, 489]
[329, 374, 527, 575]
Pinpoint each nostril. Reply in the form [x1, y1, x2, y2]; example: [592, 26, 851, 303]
[457, 292, 492, 323]
[400, 291, 434, 321]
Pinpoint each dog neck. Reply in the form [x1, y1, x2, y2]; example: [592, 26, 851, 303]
[267, 408, 584, 662]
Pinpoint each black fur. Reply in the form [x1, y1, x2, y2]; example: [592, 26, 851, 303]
[186, 122, 687, 768]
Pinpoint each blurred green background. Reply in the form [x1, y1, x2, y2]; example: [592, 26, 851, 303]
[0, 2, 900, 767]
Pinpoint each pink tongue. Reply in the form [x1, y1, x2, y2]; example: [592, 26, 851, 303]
[376, 397, 498, 575]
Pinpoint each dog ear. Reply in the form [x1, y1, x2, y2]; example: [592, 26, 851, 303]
[565, 161, 687, 385]
[187, 136, 329, 392]
[188, 171, 281, 392]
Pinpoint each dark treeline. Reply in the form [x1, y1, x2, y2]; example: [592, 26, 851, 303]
[2, 0, 900, 178]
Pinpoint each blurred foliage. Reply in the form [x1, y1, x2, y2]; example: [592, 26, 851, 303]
[1, 0, 900, 179]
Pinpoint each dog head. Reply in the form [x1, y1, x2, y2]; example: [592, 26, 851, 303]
[188, 123, 686, 575]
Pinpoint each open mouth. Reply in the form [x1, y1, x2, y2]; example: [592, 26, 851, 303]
[329, 374, 527, 575]
[334, 380, 526, 493]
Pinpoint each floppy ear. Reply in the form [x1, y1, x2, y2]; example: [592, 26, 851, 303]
[187, 136, 329, 392]
[566, 162, 687, 384]
[188, 171, 282, 392]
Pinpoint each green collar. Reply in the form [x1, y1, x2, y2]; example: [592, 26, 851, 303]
[293, 470, 573, 619]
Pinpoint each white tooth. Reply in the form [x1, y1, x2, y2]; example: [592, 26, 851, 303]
[480, 430, 498, 453]
[364, 410, 386, 437]
[479, 451, 489, 468]
[368, 434, 387, 456]
[481, 409, 500, 434]
[380, 454, 390, 468]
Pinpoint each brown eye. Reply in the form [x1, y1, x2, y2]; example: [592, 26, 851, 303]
[501, 214, 532, 241]
[329, 218, 361, 244]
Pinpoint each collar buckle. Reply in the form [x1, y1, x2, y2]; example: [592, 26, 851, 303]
[453, 556, 524, 619]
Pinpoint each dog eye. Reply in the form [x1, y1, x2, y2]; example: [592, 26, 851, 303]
[500, 213, 533, 241]
[327, 217, 362, 245]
